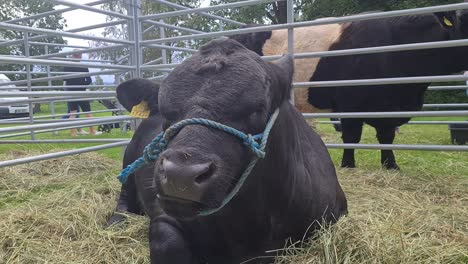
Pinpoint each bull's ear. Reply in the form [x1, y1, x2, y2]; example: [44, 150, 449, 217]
[434, 11, 457, 29]
[270, 54, 294, 102]
[116, 78, 159, 118]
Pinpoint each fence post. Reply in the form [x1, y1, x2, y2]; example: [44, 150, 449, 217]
[23, 31, 35, 140]
[287, 0, 294, 105]
[159, 20, 167, 66]
[133, 0, 142, 77]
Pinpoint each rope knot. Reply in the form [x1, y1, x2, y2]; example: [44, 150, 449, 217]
[243, 134, 265, 158]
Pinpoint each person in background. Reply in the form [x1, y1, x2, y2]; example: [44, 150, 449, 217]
[63, 51, 102, 136]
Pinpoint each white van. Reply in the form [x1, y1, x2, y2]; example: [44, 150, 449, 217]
[0, 74, 30, 118]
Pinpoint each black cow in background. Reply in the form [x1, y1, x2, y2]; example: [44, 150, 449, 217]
[109, 39, 347, 263]
[230, 7, 468, 170]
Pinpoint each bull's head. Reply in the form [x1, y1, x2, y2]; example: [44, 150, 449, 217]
[154, 39, 294, 219]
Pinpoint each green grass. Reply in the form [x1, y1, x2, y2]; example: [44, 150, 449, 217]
[312, 117, 468, 178]
[0, 102, 133, 161]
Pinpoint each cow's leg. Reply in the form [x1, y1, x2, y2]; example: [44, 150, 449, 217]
[331, 118, 343, 132]
[150, 217, 196, 264]
[107, 173, 142, 226]
[376, 126, 400, 170]
[341, 119, 363, 168]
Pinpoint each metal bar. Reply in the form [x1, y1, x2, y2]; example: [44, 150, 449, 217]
[148, 0, 245, 26]
[0, 121, 127, 139]
[133, 0, 142, 77]
[143, 25, 156, 34]
[143, 20, 204, 34]
[0, 96, 115, 107]
[263, 38, 468, 61]
[160, 20, 168, 67]
[0, 22, 132, 46]
[423, 103, 468, 108]
[0, 20, 128, 49]
[325, 143, 468, 151]
[126, 0, 137, 79]
[0, 109, 120, 123]
[0, 56, 132, 70]
[0, 91, 116, 97]
[319, 121, 468, 125]
[116, 55, 130, 64]
[0, 71, 99, 75]
[33, 44, 128, 59]
[140, 0, 284, 21]
[56, 97, 115, 103]
[303, 111, 468, 119]
[0, 139, 130, 144]
[140, 63, 177, 69]
[4, 0, 109, 24]
[0, 117, 117, 125]
[294, 74, 468, 88]
[50, 57, 114, 63]
[29, 42, 89, 49]
[39, 108, 121, 119]
[147, 75, 166, 81]
[0, 69, 126, 87]
[50, 0, 132, 20]
[143, 57, 163, 65]
[141, 2, 468, 44]
[66, 19, 127, 33]
[287, 0, 294, 105]
[0, 141, 130, 168]
[45, 45, 54, 126]
[0, 116, 134, 134]
[24, 31, 35, 140]
[0, 97, 74, 106]
[152, 68, 172, 73]
[428, 85, 468, 90]
[1, 85, 116, 90]
[145, 44, 197, 53]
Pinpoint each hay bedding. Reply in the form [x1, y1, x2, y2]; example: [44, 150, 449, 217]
[0, 151, 149, 264]
[1, 150, 467, 264]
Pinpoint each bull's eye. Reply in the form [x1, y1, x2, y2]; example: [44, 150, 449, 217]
[248, 109, 264, 126]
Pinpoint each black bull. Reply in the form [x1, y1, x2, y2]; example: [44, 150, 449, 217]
[109, 39, 347, 263]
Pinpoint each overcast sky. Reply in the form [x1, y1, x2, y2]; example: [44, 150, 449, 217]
[57, 0, 211, 83]
[59, 0, 211, 48]
[58, 0, 109, 48]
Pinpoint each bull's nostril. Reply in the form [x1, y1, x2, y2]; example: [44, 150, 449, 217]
[195, 163, 215, 184]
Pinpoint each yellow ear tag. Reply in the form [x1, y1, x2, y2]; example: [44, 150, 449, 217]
[444, 17, 453, 27]
[130, 101, 150, 118]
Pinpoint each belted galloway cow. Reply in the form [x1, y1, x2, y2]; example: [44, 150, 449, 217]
[229, 6, 468, 170]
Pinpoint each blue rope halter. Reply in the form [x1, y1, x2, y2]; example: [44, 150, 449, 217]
[117, 108, 280, 216]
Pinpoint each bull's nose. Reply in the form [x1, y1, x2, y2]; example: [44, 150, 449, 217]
[158, 158, 214, 202]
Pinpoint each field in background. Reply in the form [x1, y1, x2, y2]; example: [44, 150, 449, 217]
[0, 107, 467, 263]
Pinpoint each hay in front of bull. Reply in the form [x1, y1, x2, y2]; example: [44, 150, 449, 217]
[274, 169, 468, 264]
[1, 150, 467, 263]
[0, 150, 149, 263]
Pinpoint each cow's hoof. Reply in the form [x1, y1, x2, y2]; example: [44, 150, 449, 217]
[341, 163, 356, 168]
[106, 212, 127, 228]
[383, 163, 400, 170]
